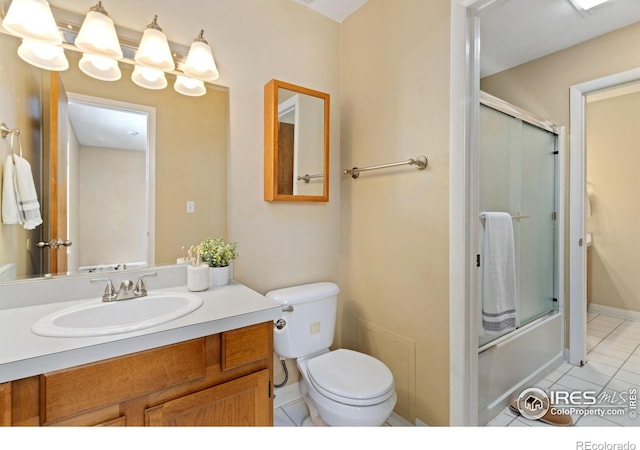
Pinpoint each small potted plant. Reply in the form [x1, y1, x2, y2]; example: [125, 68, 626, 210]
[198, 237, 237, 287]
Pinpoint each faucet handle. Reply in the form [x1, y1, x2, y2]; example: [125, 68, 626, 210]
[90, 278, 117, 302]
[119, 280, 134, 292]
[134, 272, 157, 296]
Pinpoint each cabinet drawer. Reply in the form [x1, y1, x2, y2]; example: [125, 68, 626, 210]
[145, 369, 271, 426]
[221, 322, 271, 371]
[41, 338, 205, 424]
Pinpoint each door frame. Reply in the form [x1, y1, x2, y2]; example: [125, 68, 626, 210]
[450, 0, 487, 427]
[567, 68, 640, 365]
[65, 92, 157, 270]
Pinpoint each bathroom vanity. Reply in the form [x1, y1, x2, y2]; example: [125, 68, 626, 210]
[0, 274, 281, 426]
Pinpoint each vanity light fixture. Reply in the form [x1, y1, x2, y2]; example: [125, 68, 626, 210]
[2, 0, 69, 70]
[570, 0, 610, 11]
[74, 1, 122, 81]
[182, 30, 219, 82]
[2, 2, 217, 95]
[134, 15, 175, 72]
[131, 64, 167, 90]
[174, 75, 206, 97]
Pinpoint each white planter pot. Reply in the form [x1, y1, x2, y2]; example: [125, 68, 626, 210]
[209, 265, 230, 287]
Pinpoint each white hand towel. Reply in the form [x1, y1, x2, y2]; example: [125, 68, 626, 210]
[2, 154, 20, 225]
[480, 212, 516, 334]
[13, 154, 42, 230]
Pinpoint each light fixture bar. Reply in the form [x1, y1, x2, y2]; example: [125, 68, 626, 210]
[47, 4, 191, 66]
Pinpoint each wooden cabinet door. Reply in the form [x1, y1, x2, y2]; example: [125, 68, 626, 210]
[145, 369, 271, 426]
[0, 383, 11, 426]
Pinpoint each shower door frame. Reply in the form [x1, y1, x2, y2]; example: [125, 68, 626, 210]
[478, 91, 564, 347]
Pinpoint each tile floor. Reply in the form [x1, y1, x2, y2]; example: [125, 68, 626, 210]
[274, 396, 412, 427]
[274, 312, 640, 427]
[487, 312, 640, 427]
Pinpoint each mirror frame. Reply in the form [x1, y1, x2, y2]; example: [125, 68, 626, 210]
[264, 79, 330, 202]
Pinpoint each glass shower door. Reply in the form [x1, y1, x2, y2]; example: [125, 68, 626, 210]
[478, 104, 557, 347]
[518, 121, 557, 325]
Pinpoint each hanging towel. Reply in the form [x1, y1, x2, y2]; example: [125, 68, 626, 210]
[2, 154, 20, 225]
[480, 212, 516, 334]
[13, 154, 42, 230]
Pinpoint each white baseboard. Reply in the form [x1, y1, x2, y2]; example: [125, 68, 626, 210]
[589, 303, 640, 322]
[273, 382, 302, 409]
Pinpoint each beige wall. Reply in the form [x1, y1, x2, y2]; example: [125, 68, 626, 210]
[0, 33, 43, 280]
[586, 91, 640, 312]
[77, 146, 146, 267]
[481, 23, 640, 130]
[340, 0, 451, 425]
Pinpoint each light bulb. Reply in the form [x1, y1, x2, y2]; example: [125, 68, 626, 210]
[2, 0, 61, 44]
[74, 2, 123, 60]
[134, 16, 175, 72]
[17, 39, 68, 71]
[183, 30, 219, 82]
[174, 75, 206, 97]
[79, 53, 121, 81]
[132, 65, 167, 89]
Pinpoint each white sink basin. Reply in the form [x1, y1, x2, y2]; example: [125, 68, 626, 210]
[32, 292, 203, 338]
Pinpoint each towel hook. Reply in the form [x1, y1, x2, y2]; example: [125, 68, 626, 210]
[9, 130, 23, 157]
[1, 122, 20, 139]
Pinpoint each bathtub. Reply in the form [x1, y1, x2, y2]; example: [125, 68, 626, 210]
[477, 311, 564, 425]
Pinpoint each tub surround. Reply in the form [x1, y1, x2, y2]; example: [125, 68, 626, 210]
[0, 267, 281, 383]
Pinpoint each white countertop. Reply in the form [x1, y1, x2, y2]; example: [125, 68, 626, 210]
[0, 281, 281, 383]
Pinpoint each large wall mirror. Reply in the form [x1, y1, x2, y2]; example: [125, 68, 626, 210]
[0, 32, 229, 283]
[264, 79, 330, 202]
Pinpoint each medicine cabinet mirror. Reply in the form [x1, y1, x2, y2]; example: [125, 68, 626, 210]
[264, 79, 330, 202]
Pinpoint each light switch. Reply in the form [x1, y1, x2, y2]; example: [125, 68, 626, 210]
[186, 201, 195, 213]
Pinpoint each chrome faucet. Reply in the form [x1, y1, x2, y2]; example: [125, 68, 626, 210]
[91, 272, 157, 302]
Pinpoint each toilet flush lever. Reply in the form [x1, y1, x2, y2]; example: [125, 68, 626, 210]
[281, 305, 294, 312]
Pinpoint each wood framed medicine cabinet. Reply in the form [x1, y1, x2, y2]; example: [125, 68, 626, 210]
[264, 79, 330, 202]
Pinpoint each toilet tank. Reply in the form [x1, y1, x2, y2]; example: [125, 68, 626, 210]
[266, 282, 340, 359]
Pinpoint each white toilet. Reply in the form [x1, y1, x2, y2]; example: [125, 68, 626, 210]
[266, 282, 397, 426]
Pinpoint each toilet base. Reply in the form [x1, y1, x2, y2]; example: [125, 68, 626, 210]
[298, 365, 397, 426]
[301, 387, 328, 426]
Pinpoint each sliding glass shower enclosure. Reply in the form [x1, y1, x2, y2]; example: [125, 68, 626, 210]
[478, 92, 559, 348]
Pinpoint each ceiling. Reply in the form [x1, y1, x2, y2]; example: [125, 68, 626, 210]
[68, 102, 147, 152]
[292, 0, 368, 22]
[293, 0, 640, 78]
[480, 0, 640, 77]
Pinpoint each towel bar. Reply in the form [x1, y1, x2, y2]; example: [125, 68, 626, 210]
[479, 214, 530, 222]
[343, 155, 428, 179]
[297, 174, 324, 184]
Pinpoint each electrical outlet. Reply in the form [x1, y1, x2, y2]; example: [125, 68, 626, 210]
[186, 201, 195, 213]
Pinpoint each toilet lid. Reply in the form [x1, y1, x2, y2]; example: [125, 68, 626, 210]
[306, 349, 395, 406]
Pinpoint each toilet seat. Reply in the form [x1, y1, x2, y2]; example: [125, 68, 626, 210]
[306, 349, 395, 406]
